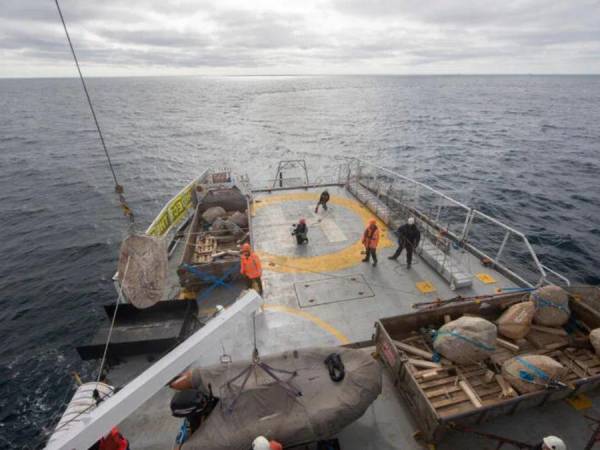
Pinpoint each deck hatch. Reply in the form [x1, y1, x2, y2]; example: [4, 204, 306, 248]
[294, 274, 374, 308]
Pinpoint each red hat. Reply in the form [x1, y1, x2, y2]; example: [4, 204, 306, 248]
[299, 218, 306, 224]
[369, 218, 376, 225]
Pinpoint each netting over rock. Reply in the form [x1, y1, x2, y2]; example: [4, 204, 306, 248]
[183, 347, 382, 450]
[229, 211, 248, 228]
[433, 316, 497, 364]
[502, 355, 567, 394]
[497, 301, 535, 340]
[117, 234, 167, 309]
[530, 285, 570, 327]
[202, 206, 226, 224]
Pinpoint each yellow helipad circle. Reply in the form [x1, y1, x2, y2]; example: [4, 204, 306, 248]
[252, 192, 393, 273]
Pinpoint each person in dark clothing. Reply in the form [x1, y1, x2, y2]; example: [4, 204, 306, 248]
[388, 217, 421, 269]
[315, 190, 330, 213]
[292, 218, 309, 244]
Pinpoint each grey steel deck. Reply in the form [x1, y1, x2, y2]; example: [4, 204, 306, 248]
[119, 185, 598, 450]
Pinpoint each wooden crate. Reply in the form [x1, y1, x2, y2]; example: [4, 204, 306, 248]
[374, 290, 600, 444]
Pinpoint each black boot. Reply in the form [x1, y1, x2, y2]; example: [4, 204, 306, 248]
[388, 256, 396, 260]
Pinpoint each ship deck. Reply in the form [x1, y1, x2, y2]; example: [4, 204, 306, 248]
[119, 185, 599, 450]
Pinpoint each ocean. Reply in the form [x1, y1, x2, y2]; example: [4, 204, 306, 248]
[0, 75, 599, 448]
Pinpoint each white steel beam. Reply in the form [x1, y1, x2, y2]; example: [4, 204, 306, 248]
[46, 291, 260, 450]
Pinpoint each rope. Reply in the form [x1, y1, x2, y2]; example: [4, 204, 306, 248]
[433, 329, 495, 352]
[53, 0, 134, 224]
[515, 356, 550, 383]
[532, 294, 570, 314]
[96, 257, 130, 383]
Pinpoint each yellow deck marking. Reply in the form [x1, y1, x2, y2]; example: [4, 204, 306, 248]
[566, 393, 592, 410]
[416, 281, 436, 294]
[262, 303, 350, 344]
[254, 192, 393, 273]
[476, 273, 497, 284]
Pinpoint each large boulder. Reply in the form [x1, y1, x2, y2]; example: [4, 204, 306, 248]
[202, 206, 226, 224]
[502, 355, 567, 394]
[530, 285, 570, 327]
[497, 301, 536, 340]
[433, 316, 497, 364]
[229, 210, 248, 228]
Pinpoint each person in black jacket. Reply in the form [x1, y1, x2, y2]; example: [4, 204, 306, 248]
[292, 218, 308, 244]
[388, 217, 420, 269]
[315, 190, 330, 213]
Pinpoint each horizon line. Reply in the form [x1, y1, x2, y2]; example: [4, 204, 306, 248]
[1, 73, 600, 80]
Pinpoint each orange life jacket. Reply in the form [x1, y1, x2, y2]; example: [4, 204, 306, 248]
[270, 441, 283, 450]
[362, 225, 380, 249]
[240, 252, 262, 279]
[99, 427, 128, 450]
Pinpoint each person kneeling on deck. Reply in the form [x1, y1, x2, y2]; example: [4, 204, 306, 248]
[362, 219, 379, 266]
[388, 216, 420, 269]
[315, 190, 330, 213]
[253, 436, 283, 450]
[240, 243, 263, 295]
[291, 218, 308, 244]
[535, 436, 566, 450]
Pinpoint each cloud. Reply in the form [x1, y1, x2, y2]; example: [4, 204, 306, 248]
[1, 0, 599, 76]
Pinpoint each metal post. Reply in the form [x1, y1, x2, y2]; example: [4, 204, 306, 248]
[461, 209, 474, 240]
[495, 231, 511, 263]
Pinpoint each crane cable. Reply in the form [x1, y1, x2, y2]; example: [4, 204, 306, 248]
[53, 0, 134, 224]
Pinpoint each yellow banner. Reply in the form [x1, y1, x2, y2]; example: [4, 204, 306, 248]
[147, 184, 194, 237]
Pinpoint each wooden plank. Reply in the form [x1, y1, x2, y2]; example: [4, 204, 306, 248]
[394, 340, 434, 360]
[459, 380, 483, 408]
[414, 368, 446, 380]
[418, 368, 487, 390]
[530, 324, 568, 336]
[495, 374, 517, 398]
[408, 359, 442, 369]
[497, 338, 519, 352]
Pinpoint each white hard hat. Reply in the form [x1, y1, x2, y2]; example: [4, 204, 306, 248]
[407, 217, 415, 225]
[252, 436, 270, 450]
[543, 436, 566, 450]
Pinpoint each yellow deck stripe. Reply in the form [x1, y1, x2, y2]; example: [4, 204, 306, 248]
[254, 192, 393, 273]
[262, 303, 350, 344]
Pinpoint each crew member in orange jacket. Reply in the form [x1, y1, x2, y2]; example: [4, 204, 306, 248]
[361, 219, 380, 266]
[240, 243, 263, 295]
[98, 427, 129, 450]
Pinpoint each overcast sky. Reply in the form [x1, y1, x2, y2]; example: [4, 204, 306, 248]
[1, 0, 599, 77]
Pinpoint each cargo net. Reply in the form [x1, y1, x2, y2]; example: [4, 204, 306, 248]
[117, 234, 168, 309]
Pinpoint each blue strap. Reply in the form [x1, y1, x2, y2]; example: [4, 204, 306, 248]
[175, 419, 190, 444]
[433, 330, 495, 352]
[515, 356, 550, 382]
[533, 293, 569, 314]
[182, 263, 239, 288]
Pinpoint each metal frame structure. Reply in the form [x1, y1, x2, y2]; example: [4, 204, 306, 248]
[45, 291, 261, 450]
[345, 157, 569, 288]
[271, 159, 310, 189]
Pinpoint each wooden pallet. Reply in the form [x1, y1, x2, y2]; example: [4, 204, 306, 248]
[394, 335, 513, 417]
[193, 236, 217, 263]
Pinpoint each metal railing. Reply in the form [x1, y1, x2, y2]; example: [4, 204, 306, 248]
[244, 154, 568, 287]
[345, 158, 569, 287]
